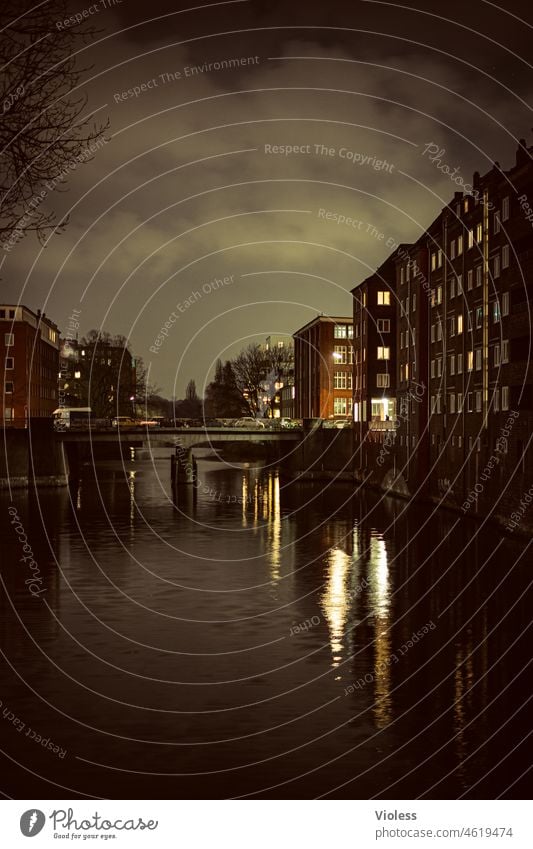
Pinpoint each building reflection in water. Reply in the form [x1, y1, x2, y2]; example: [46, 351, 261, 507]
[242, 470, 283, 582]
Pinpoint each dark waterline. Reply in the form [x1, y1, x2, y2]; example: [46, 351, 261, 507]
[0, 451, 531, 799]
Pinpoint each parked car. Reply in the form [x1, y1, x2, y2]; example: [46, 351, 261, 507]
[111, 416, 139, 428]
[279, 418, 300, 429]
[233, 417, 266, 429]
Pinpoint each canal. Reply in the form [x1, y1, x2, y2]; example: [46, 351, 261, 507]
[0, 450, 530, 799]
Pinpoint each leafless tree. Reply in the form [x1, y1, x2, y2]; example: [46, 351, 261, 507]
[232, 344, 268, 417]
[0, 0, 108, 247]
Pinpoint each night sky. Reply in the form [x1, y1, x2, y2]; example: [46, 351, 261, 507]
[3, 0, 533, 397]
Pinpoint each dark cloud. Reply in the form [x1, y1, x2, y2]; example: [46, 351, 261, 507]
[4, 0, 533, 395]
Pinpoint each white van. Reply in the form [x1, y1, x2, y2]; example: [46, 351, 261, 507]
[53, 407, 92, 430]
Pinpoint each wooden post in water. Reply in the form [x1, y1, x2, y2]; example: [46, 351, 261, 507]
[172, 444, 197, 488]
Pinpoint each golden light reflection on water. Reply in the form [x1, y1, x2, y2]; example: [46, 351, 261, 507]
[321, 547, 350, 668]
[241, 470, 283, 581]
[368, 535, 393, 729]
[128, 470, 136, 524]
[266, 473, 281, 581]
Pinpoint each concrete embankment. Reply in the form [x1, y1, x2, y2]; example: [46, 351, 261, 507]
[1, 420, 68, 489]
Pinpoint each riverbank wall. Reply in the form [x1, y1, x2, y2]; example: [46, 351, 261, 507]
[1, 420, 69, 489]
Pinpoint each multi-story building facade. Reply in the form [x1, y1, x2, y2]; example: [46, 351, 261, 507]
[352, 139, 533, 516]
[77, 335, 137, 418]
[352, 253, 398, 433]
[293, 315, 353, 420]
[0, 305, 60, 424]
[262, 335, 294, 418]
[425, 143, 533, 506]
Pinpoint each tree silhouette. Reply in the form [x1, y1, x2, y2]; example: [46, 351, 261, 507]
[0, 0, 108, 246]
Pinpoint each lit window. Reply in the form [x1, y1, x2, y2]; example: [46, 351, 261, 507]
[502, 245, 509, 269]
[333, 345, 347, 364]
[437, 286, 442, 304]
[334, 371, 347, 389]
[457, 235, 463, 255]
[376, 373, 390, 388]
[467, 351, 474, 371]
[334, 324, 347, 339]
[377, 346, 390, 360]
[476, 222, 483, 243]
[457, 314, 463, 334]
[377, 291, 390, 305]
[334, 397, 347, 416]
[4, 333, 14, 346]
[502, 386, 509, 410]
[502, 197, 510, 221]
[4, 408, 14, 421]
[468, 229, 474, 248]
[431, 253, 437, 271]
[438, 249, 443, 268]
[457, 393, 463, 412]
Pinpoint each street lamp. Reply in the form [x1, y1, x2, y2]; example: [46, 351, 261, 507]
[130, 395, 135, 417]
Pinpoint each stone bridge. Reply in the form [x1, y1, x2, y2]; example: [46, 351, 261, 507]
[57, 426, 302, 450]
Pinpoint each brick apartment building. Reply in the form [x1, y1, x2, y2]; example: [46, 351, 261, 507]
[0, 305, 60, 425]
[293, 315, 353, 420]
[351, 139, 533, 515]
[352, 253, 398, 432]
